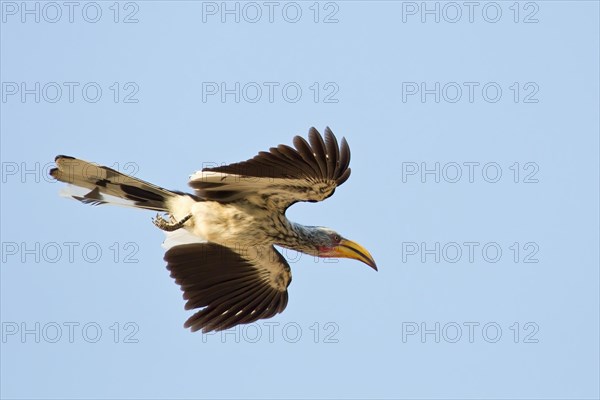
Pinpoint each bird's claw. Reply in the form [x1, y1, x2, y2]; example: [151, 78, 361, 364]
[152, 213, 192, 232]
[152, 213, 169, 230]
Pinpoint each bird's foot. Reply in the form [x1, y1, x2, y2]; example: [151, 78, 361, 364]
[152, 213, 192, 232]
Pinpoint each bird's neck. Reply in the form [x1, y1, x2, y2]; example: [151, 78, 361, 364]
[276, 222, 319, 256]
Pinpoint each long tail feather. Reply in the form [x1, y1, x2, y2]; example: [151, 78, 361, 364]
[50, 155, 177, 211]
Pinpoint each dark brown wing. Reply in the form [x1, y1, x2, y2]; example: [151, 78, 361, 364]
[165, 242, 291, 333]
[188, 127, 351, 210]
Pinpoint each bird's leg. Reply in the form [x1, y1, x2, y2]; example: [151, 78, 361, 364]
[153, 213, 192, 231]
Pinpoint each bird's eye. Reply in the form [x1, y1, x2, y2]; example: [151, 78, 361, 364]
[333, 234, 341, 242]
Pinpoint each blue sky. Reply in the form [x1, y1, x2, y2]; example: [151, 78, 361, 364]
[1, 1, 599, 399]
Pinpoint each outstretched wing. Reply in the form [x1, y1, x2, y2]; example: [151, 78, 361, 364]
[165, 242, 291, 333]
[188, 127, 351, 211]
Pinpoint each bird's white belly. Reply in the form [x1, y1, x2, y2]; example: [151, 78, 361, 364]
[167, 196, 268, 247]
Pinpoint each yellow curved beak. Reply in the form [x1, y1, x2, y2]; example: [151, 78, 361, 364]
[333, 239, 378, 271]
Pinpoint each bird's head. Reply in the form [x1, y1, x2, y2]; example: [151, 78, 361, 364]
[308, 227, 377, 271]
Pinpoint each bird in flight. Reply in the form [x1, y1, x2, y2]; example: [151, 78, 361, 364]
[50, 127, 377, 333]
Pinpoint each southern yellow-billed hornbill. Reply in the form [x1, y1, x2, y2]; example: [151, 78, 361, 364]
[50, 127, 377, 333]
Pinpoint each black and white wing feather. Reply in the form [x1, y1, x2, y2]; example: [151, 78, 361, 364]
[165, 243, 291, 333]
[188, 127, 351, 210]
